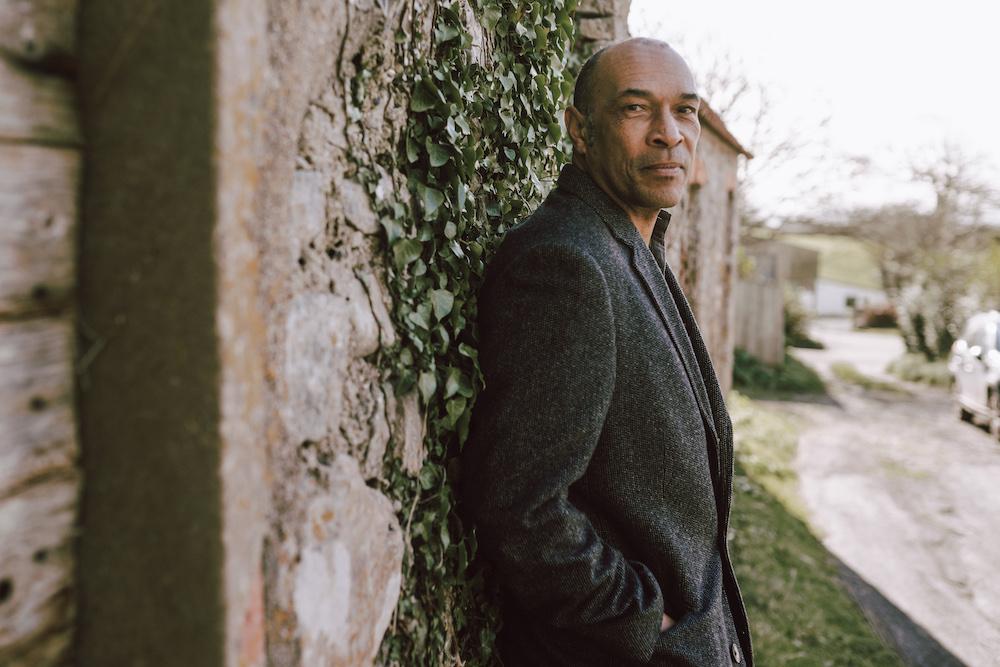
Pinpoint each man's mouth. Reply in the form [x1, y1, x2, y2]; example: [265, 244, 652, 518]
[643, 162, 685, 176]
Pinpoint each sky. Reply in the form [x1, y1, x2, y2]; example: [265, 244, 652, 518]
[629, 0, 1000, 222]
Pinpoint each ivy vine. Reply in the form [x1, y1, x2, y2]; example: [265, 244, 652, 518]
[351, 0, 581, 663]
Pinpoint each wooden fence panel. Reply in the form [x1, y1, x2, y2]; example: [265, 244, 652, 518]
[734, 279, 785, 365]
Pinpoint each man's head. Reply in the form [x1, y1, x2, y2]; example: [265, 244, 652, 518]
[566, 38, 701, 218]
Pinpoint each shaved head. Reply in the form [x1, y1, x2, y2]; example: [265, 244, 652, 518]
[573, 38, 679, 117]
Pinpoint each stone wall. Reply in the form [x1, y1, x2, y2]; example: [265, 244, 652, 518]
[252, 1, 424, 662]
[0, 1, 81, 663]
[665, 121, 745, 394]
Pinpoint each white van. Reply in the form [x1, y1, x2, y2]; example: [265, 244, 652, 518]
[948, 310, 1000, 438]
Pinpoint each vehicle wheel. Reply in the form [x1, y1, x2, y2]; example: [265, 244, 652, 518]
[957, 402, 974, 423]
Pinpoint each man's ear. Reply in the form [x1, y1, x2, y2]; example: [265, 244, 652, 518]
[564, 106, 589, 155]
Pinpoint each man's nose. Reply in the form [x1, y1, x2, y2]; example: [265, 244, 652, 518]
[649, 111, 683, 149]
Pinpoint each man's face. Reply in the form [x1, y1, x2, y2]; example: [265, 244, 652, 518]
[569, 41, 701, 215]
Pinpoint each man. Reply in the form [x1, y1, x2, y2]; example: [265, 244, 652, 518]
[462, 38, 753, 665]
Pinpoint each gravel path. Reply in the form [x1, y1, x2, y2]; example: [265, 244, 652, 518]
[769, 319, 1000, 666]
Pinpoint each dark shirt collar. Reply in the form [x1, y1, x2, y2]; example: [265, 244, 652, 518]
[555, 163, 672, 271]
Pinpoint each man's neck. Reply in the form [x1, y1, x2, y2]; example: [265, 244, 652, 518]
[573, 158, 660, 244]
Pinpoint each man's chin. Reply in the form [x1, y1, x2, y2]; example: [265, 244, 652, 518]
[644, 189, 683, 210]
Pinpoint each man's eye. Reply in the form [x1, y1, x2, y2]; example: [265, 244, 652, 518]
[678, 105, 697, 115]
[624, 104, 644, 112]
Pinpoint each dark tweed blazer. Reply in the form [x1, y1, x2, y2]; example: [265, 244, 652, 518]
[462, 164, 754, 666]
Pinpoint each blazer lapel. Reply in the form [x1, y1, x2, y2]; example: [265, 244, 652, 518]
[627, 244, 719, 443]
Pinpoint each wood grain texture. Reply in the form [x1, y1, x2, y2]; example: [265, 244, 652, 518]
[0, 57, 79, 144]
[0, 318, 76, 495]
[0, 0, 76, 65]
[0, 144, 78, 318]
[0, 475, 77, 663]
[0, 318, 77, 662]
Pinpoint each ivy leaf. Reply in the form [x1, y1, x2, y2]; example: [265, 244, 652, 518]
[382, 217, 404, 244]
[427, 139, 450, 167]
[498, 71, 516, 92]
[421, 184, 446, 219]
[430, 289, 455, 320]
[445, 396, 467, 426]
[406, 134, 420, 163]
[435, 24, 460, 43]
[419, 464, 436, 490]
[482, 5, 501, 32]
[409, 303, 432, 330]
[419, 371, 437, 404]
[393, 239, 423, 269]
[411, 78, 443, 112]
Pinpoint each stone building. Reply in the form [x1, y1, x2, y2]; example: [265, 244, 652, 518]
[666, 103, 752, 394]
[0, 0, 748, 664]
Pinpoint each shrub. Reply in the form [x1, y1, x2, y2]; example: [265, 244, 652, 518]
[733, 348, 827, 395]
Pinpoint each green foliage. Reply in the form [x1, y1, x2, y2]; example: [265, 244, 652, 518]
[887, 353, 952, 387]
[783, 288, 824, 349]
[732, 348, 827, 396]
[727, 394, 903, 665]
[351, 1, 580, 663]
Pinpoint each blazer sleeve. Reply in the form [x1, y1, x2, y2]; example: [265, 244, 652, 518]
[463, 242, 664, 662]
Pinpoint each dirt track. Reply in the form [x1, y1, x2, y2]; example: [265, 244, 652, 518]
[768, 319, 1000, 666]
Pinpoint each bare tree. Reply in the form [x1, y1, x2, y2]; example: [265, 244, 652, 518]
[846, 144, 999, 358]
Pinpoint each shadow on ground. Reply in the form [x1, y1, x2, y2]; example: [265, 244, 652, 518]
[833, 555, 967, 667]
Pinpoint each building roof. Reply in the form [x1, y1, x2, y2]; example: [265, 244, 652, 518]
[698, 101, 753, 158]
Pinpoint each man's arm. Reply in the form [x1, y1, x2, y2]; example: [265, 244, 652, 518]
[464, 242, 665, 661]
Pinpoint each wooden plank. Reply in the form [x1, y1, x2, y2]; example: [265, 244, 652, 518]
[0, 0, 76, 65]
[0, 475, 77, 662]
[0, 318, 76, 495]
[0, 56, 78, 144]
[0, 316, 76, 658]
[0, 143, 78, 318]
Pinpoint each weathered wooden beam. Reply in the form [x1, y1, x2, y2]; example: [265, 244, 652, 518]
[0, 475, 77, 664]
[0, 317, 77, 665]
[0, 56, 79, 144]
[0, 143, 78, 319]
[0, 318, 76, 494]
[0, 0, 77, 67]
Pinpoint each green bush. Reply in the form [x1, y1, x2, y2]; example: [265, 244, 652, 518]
[733, 348, 827, 395]
[886, 353, 952, 387]
[784, 289, 825, 349]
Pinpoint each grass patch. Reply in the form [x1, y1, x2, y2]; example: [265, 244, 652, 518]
[830, 362, 910, 394]
[886, 353, 952, 387]
[729, 392, 805, 516]
[733, 348, 827, 397]
[728, 393, 902, 665]
[787, 333, 825, 350]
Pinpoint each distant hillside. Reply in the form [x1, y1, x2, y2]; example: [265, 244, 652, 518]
[779, 234, 883, 290]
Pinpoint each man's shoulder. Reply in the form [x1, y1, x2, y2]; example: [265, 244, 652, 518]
[491, 186, 618, 270]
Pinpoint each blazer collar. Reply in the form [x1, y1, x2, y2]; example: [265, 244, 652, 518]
[555, 163, 672, 252]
